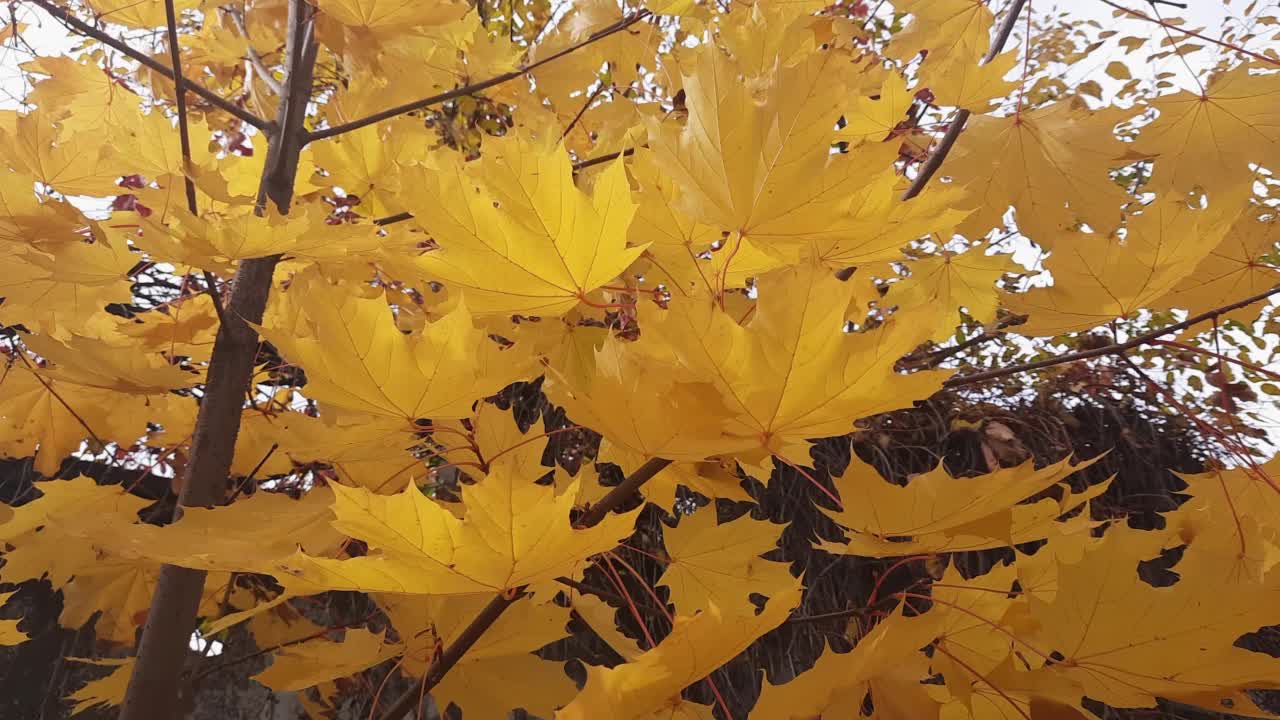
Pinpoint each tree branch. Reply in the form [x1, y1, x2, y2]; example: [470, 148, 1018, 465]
[225, 4, 284, 96]
[307, 10, 652, 143]
[900, 0, 1029, 200]
[28, 0, 274, 132]
[161, 0, 228, 326]
[574, 146, 636, 172]
[1097, 0, 1279, 66]
[376, 456, 671, 720]
[944, 285, 1280, 388]
[578, 457, 672, 528]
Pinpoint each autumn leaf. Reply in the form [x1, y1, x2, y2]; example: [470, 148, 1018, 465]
[257, 273, 532, 421]
[657, 506, 793, 614]
[645, 263, 949, 456]
[399, 135, 645, 316]
[276, 464, 639, 595]
[820, 456, 1107, 557]
[557, 580, 803, 720]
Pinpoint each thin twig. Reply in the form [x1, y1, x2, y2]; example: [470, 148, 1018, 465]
[945, 285, 1280, 388]
[28, 0, 273, 131]
[225, 4, 284, 96]
[307, 10, 652, 142]
[559, 83, 608, 143]
[162, 0, 229, 325]
[573, 146, 636, 172]
[901, 0, 1029, 200]
[1098, 0, 1279, 66]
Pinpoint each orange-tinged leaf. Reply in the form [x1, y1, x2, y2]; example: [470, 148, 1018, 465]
[820, 457, 1106, 557]
[253, 629, 399, 691]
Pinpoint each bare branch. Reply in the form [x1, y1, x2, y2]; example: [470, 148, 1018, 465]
[225, 4, 284, 96]
[944, 285, 1280, 388]
[307, 10, 652, 143]
[573, 146, 636, 172]
[161, 0, 228, 325]
[901, 0, 1029, 200]
[29, 0, 274, 131]
[1098, 0, 1279, 66]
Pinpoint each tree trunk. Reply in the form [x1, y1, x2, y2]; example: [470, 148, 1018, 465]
[118, 3, 318, 718]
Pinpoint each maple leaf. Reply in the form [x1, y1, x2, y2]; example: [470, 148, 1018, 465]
[820, 456, 1107, 557]
[276, 465, 639, 595]
[946, 100, 1130, 242]
[1017, 524, 1280, 714]
[0, 591, 28, 646]
[381, 593, 576, 717]
[644, 263, 949, 456]
[887, 247, 1018, 341]
[0, 238, 134, 338]
[257, 274, 532, 422]
[646, 37, 873, 246]
[1154, 207, 1280, 321]
[66, 658, 135, 716]
[547, 335, 754, 463]
[1133, 64, 1280, 204]
[84, 0, 199, 29]
[657, 506, 793, 615]
[557, 580, 803, 720]
[254, 628, 400, 691]
[1010, 196, 1231, 335]
[840, 73, 915, 147]
[321, 0, 470, 31]
[398, 135, 645, 316]
[751, 607, 942, 719]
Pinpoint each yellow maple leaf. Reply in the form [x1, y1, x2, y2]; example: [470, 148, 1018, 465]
[258, 275, 532, 421]
[946, 100, 1129, 242]
[1134, 64, 1280, 204]
[547, 335, 754, 463]
[557, 580, 803, 720]
[316, 0, 470, 30]
[66, 658, 135, 716]
[84, 0, 200, 29]
[1019, 524, 1280, 714]
[400, 136, 644, 316]
[276, 466, 639, 595]
[887, 248, 1018, 341]
[927, 50, 1019, 111]
[658, 506, 793, 614]
[0, 591, 28, 646]
[751, 607, 942, 719]
[1011, 195, 1231, 335]
[644, 263, 949, 455]
[840, 73, 914, 147]
[0, 238, 134, 338]
[646, 41, 868, 245]
[254, 628, 400, 691]
[820, 456, 1105, 557]
[381, 593, 576, 718]
[1154, 206, 1280, 321]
